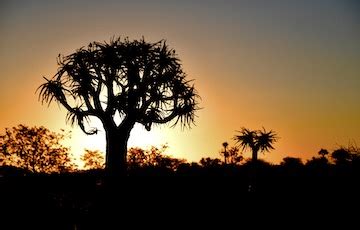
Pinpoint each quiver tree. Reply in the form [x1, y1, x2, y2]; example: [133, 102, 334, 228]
[234, 127, 278, 163]
[38, 37, 199, 175]
[233, 127, 278, 192]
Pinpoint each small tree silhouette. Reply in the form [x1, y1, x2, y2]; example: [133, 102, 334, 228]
[127, 145, 185, 171]
[219, 142, 242, 165]
[0, 124, 75, 173]
[199, 157, 222, 168]
[220, 142, 229, 164]
[227, 146, 243, 165]
[38, 37, 199, 175]
[281, 157, 303, 170]
[318, 148, 329, 158]
[331, 148, 351, 166]
[234, 127, 278, 163]
[81, 149, 105, 170]
[127, 147, 148, 168]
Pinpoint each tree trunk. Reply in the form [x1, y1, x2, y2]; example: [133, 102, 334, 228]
[105, 123, 133, 177]
[249, 148, 258, 193]
[252, 149, 258, 163]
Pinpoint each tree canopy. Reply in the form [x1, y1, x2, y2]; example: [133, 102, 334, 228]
[38, 37, 200, 174]
[0, 125, 75, 173]
[234, 127, 278, 162]
[38, 37, 199, 134]
[81, 149, 105, 170]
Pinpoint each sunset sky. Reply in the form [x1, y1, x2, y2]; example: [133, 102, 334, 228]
[1, 0, 359, 163]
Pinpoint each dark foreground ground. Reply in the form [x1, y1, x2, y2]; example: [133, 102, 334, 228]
[1, 168, 359, 229]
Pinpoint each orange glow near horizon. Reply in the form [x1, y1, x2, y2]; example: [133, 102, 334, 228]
[1, 1, 359, 164]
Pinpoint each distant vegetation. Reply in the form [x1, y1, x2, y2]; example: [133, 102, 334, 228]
[1, 124, 359, 229]
[0, 124, 76, 173]
[1, 124, 359, 176]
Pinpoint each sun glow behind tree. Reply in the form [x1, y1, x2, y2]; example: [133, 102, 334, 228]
[68, 118, 167, 156]
[1, 0, 359, 164]
[38, 37, 199, 174]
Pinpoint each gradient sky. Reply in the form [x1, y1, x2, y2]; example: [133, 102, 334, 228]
[1, 0, 359, 163]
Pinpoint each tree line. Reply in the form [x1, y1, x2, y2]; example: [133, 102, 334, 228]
[2, 123, 359, 229]
[1, 124, 359, 176]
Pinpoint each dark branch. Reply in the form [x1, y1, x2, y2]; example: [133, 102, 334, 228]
[38, 37, 200, 135]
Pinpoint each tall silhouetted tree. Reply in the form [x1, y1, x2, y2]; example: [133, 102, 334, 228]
[38, 37, 199, 175]
[234, 127, 278, 163]
[0, 125, 75, 173]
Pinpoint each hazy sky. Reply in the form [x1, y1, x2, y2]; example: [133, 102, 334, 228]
[1, 0, 359, 163]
